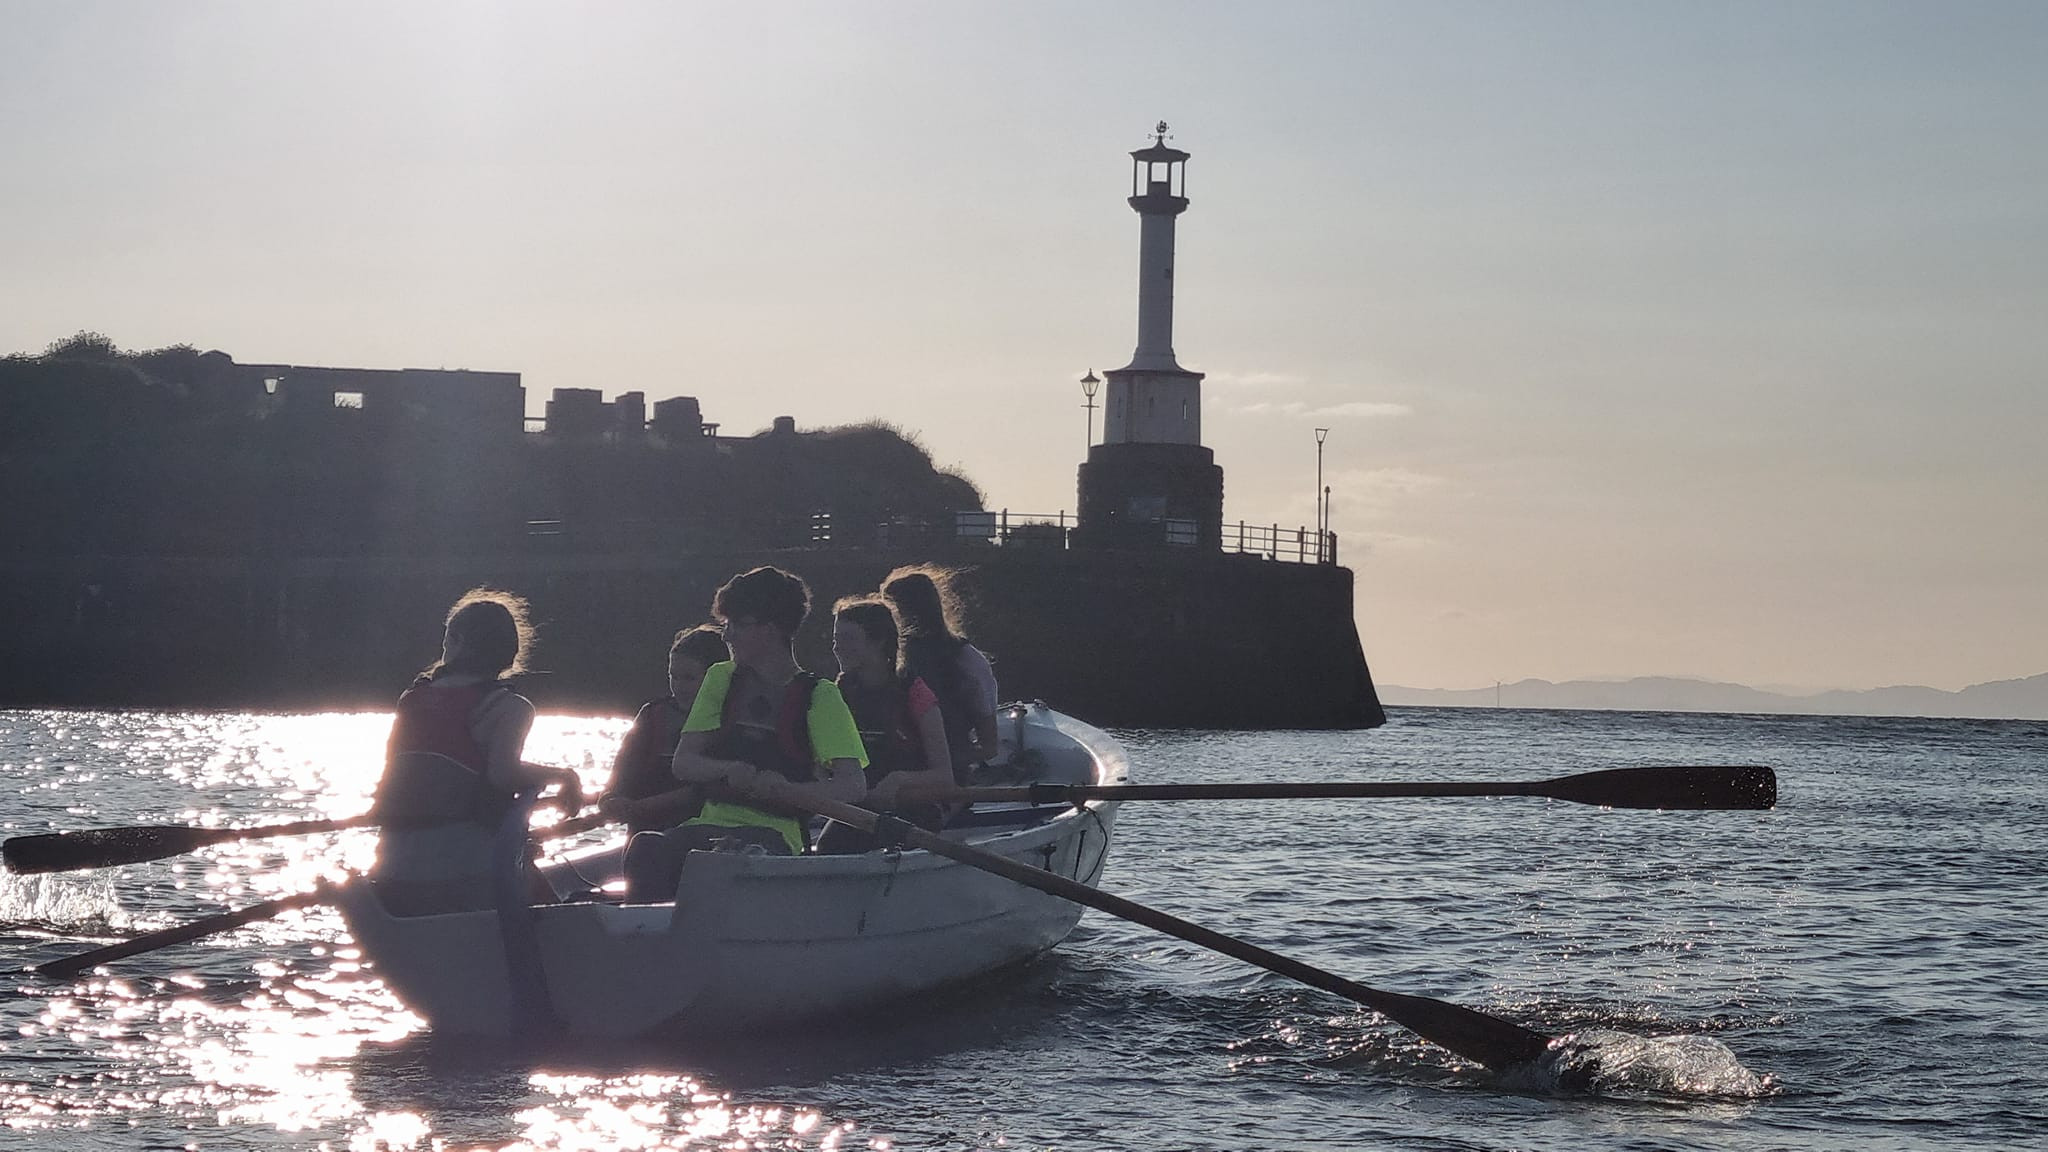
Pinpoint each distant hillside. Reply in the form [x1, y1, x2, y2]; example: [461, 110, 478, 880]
[1378, 673, 2048, 721]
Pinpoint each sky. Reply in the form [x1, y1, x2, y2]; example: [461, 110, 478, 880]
[3, 1, 2044, 693]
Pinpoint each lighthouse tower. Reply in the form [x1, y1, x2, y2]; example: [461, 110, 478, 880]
[1076, 124, 1225, 549]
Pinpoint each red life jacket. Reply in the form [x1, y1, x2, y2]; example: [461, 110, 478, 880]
[376, 678, 516, 828]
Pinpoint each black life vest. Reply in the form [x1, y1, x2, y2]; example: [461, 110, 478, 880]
[375, 677, 516, 829]
[707, 666, 820, 784]
[610, 696, 690, 803]
[837, 673, 917, 789]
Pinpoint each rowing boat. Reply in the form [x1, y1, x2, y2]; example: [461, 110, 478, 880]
[333, 703, 1126, 1037]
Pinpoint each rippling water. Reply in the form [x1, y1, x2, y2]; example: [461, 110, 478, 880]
[2, 707, 2043, 1150]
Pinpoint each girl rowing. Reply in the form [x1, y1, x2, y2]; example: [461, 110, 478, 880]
[880, 565, 1001, 773]
[814, 596, 955, 853]
[601, 624, 729, 834]
[370, 588, 582, 916]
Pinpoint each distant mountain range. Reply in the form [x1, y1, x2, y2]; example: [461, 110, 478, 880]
[1377, 673, 2048, 721]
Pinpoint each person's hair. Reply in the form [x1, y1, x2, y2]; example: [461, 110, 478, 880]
[669, 623, 728, 668]
[429, 587, 532, 678]
[880, 565, 963, 642]
[881, 565, 968, 695]
[712, 566, 810, 639]
[833, 596, 899, 668]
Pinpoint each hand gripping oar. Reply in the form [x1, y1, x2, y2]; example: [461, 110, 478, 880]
[928, 764, 1778, 812]
[4, 762, 591, 875]
[28, 810, 616, 981]
[782, 792, 1556, 1073]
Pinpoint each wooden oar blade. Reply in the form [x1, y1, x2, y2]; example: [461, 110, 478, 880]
[4, 826, 233, 875]
[1365, 987, 1554, 1071]
[1539, 765, 1777, 810]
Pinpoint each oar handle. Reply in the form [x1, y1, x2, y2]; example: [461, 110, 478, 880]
[534, 810, 613, 841]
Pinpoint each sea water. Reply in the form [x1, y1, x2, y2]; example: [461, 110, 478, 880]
[1, 707, 2043, 1150]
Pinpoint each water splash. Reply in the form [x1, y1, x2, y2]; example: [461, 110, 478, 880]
[1513, 1028, 1778, 1099]
[0, 871, 131, 935]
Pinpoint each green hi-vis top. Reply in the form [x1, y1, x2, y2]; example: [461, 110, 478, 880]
[679, 661, 867, 853]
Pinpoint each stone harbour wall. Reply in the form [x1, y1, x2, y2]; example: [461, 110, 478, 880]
[0, 547, 1384, 730]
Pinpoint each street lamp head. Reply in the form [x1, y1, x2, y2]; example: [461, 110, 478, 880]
[1080, 370, 1100, 400]
[1314, 427, 1329, 445]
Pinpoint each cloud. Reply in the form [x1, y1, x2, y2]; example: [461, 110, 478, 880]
[1227, 399, 1412, 419]
[1206, 370, 1306, 391]
[1349, 529, 1438, 553]
[1338, 466, 1442, 497]
[1312, 400, 1413, 419]
[1325, 468, 1447, 527]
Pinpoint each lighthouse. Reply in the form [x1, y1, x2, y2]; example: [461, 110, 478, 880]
[1076, 123, 1225, 549]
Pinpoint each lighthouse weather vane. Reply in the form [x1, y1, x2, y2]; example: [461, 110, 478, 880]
[1152, 120, 1171, 145]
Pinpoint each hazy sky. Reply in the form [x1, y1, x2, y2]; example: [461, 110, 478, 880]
[4, 1, 2043, 692]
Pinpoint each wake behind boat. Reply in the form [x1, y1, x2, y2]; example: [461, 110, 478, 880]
[335, 703, 1126, 1038]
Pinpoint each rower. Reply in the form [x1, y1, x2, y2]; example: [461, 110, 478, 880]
[621, 567, 867, 900]
[880, 565, 1001, 778]
[370, 588, 581, 916]
[600, 624, 729, 834]
[814, 596, 955, 853]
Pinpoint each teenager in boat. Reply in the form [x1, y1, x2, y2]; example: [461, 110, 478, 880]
[813, 596, 955, 854]
[622, 566, 867, 900]
[880, 565, 1001, 775]
[599, 624, 727, 834]
[370, 588, 584, 916]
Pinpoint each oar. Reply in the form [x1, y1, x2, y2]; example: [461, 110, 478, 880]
[925, 764, 1777, 812]
[4, 814, 378, 876]
[28, 810, 617, 981]
[4, 761, 590, 875]
[33, 887, 334, 979]
[777, 791, 1556, 1073]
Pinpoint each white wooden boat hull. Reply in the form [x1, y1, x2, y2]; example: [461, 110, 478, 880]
[336, 705, 1126, 1037]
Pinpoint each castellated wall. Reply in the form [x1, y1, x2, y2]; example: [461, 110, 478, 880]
[0, 548, 1383, 730]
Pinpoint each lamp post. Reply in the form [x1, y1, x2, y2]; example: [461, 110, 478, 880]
[1314, 427, 1329, 561]
[1081, 370, 1101, 450]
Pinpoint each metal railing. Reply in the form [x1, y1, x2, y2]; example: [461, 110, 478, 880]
[515, 511, 1337, 565]
[1221, 520, 1339, 565]
[942, 511, 1337, 565]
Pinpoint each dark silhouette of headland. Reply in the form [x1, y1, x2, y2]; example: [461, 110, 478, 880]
[0, 132, 1385, 729]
